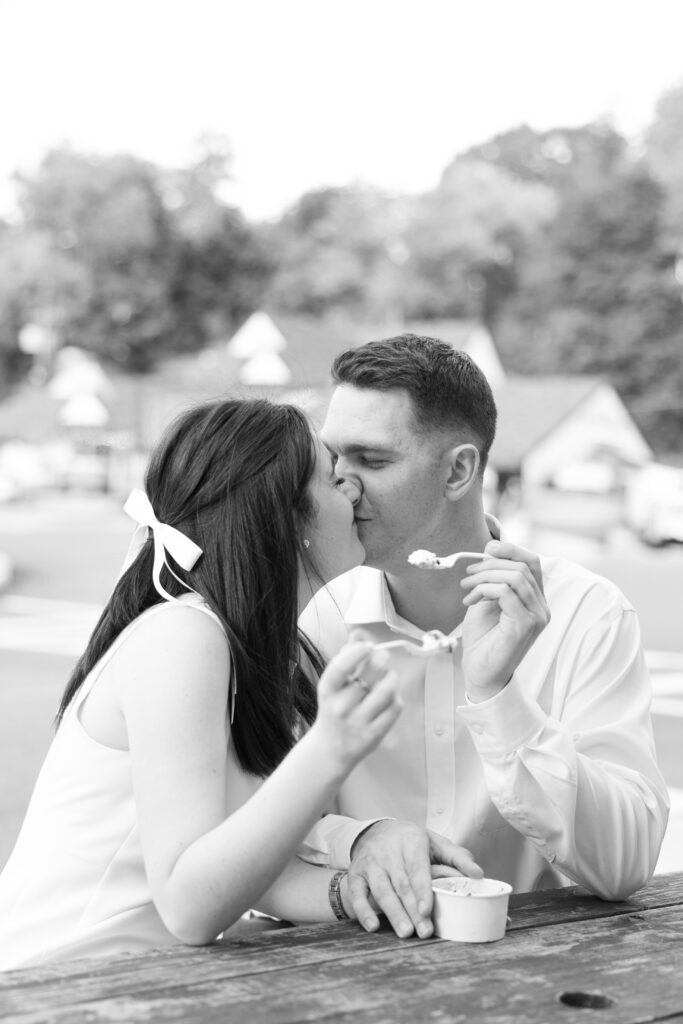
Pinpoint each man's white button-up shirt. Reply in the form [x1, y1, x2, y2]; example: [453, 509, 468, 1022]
[299, 554, 669, 899]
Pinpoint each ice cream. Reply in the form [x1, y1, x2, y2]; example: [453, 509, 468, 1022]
[421, 629, 449, 650]
[408, 549, 439, 568]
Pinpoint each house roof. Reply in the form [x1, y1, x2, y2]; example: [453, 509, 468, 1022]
[139, 314, 497, 429]
[224, 314, 488, 389]
[0, 372, 150, 444]
[0, 330, 633, 475]
[491, 375, 603, 474]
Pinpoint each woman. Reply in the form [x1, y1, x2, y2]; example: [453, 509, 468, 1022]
[0, 398, 403, 969]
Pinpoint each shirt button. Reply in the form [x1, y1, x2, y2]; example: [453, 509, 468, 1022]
[436, 806, 444, 814]
[434, 726, 444, 736]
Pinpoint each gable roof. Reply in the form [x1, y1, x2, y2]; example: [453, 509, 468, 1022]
[0, 372, 151, 444]
[226, 311, 287, 357]
[1, 330, 636, 473]
[490, 375, 603, 474]
[225, 314, 494, 389]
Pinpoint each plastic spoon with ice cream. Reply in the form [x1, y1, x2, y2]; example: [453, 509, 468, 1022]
[371, 629, 458, 658]
[408, 549, 482, 570]
[363, 551, 484, 659]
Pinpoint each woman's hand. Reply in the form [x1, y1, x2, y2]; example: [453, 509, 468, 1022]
[312, 641, 402, 773]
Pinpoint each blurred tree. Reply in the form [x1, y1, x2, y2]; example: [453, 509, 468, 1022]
[14, 149, 176, 369]
[264, 185, 408, 321]
[464, 121, 626, 191]
[9, 142, 271, 372]
[401, 158, 555, 323]
[495, 143, 683, 452]
[0, 224, 89, 388]
[2, 103, 681, 451]
[264, 170, 554, 329]
[462, 118, 683, 450]
[644, 84, 683, 251]
[162, 136, 274, 346]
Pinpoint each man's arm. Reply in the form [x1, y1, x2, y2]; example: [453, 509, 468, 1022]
[297, 728, 486, 939]
[297, 550, 538, 938]
[299, 813, 483, 938]
[331, 541, 666, 927]
[344, 822, 483, 937]
[458, 604, 669, 900]
[298, 812, 389, 868]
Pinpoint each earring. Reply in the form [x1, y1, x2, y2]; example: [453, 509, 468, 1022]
[303, 539, 310, 548]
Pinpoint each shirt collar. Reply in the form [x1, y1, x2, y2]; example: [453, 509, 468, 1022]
[343, 513, 502, 630]
[344, 568, 391, 627]
[487, 513, 502, 541]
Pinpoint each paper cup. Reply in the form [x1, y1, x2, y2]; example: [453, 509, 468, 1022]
[431, 877, 512, 943]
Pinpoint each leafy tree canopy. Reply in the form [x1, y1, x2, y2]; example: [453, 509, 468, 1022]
[1, 97, 682, 452]
[0, 141, 271, 378]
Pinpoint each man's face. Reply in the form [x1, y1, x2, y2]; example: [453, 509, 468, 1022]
[321, 385, 452, 572]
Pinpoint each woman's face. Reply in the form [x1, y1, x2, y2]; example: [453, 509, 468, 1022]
[304, 438, 365, 583]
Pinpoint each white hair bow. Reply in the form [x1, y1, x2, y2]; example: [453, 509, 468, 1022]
[121, 488, 203, 603]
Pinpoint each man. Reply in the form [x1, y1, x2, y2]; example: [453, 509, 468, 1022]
[299, 334, 669, 941]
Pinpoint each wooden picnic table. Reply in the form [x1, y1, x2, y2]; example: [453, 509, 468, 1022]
[2, 871, 682, 1023]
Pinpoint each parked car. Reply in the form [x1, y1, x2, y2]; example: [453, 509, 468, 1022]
[624, 464, 683, 546]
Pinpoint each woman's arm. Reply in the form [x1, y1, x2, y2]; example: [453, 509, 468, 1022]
[255, 856, 353, 923]
[119, 605, 397, 944]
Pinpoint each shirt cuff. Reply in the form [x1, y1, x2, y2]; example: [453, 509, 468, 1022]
[328, 817, 395, 867]
[456, 674, 547, 757]
[349, 818, 397, 858]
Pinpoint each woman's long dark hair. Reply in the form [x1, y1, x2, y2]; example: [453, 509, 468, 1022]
[56, 398, 325, 776]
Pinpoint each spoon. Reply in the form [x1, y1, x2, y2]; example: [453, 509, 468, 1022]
[372, 629, 458, 658]
[408, 549, 482, 570]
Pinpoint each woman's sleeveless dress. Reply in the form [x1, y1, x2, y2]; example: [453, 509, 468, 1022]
[0, 596, 237, 970]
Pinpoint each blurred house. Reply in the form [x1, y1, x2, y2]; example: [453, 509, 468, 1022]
[491, 376, 652, 491]
[144, 311, 505, 424]
[214, 313, 652, 543]
[491, 375, 652, 544]
[0, 348, 141, 495]
[211, 311, 649, 490]
[0, 314, 652, 514]
[624, 463, 683, 546]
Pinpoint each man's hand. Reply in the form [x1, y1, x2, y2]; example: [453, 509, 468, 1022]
[461, 541, 550, 701]
[347, 820, 482, 938]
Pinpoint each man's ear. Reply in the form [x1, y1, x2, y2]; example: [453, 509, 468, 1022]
[443, 443, 481, 502]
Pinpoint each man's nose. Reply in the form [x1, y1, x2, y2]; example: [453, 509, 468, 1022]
[337, 477, 361, 505]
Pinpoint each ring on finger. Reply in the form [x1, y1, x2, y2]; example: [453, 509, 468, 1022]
[350, 676, 371, 694]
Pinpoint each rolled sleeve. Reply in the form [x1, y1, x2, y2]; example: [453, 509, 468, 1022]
[456, 607, 669, 900]
[298, 815, 392, 869]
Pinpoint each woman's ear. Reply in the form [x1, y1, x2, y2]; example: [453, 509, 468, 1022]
[443, 443, 481, 502]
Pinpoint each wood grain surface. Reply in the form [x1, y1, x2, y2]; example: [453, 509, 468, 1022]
[2, 873, 682, 1024]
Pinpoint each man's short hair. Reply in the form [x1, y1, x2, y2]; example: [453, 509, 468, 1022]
[331, 334, 498, 466]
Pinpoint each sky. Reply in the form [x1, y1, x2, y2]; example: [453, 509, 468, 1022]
[1, 0, 683, 221]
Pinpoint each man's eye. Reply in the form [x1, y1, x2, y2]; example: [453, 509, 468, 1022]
[361, 458, 386, 468]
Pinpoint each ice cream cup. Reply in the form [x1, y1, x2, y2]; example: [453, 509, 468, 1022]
[431, 877, 512, 943]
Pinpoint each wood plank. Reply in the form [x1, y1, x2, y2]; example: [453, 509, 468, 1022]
[507, 871, 683, 928]
[0, 901, 641, 1012]
[2, 903, 683, 1024]
[2, 875, 682, 1017]
[0, 926, 407, 1013]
